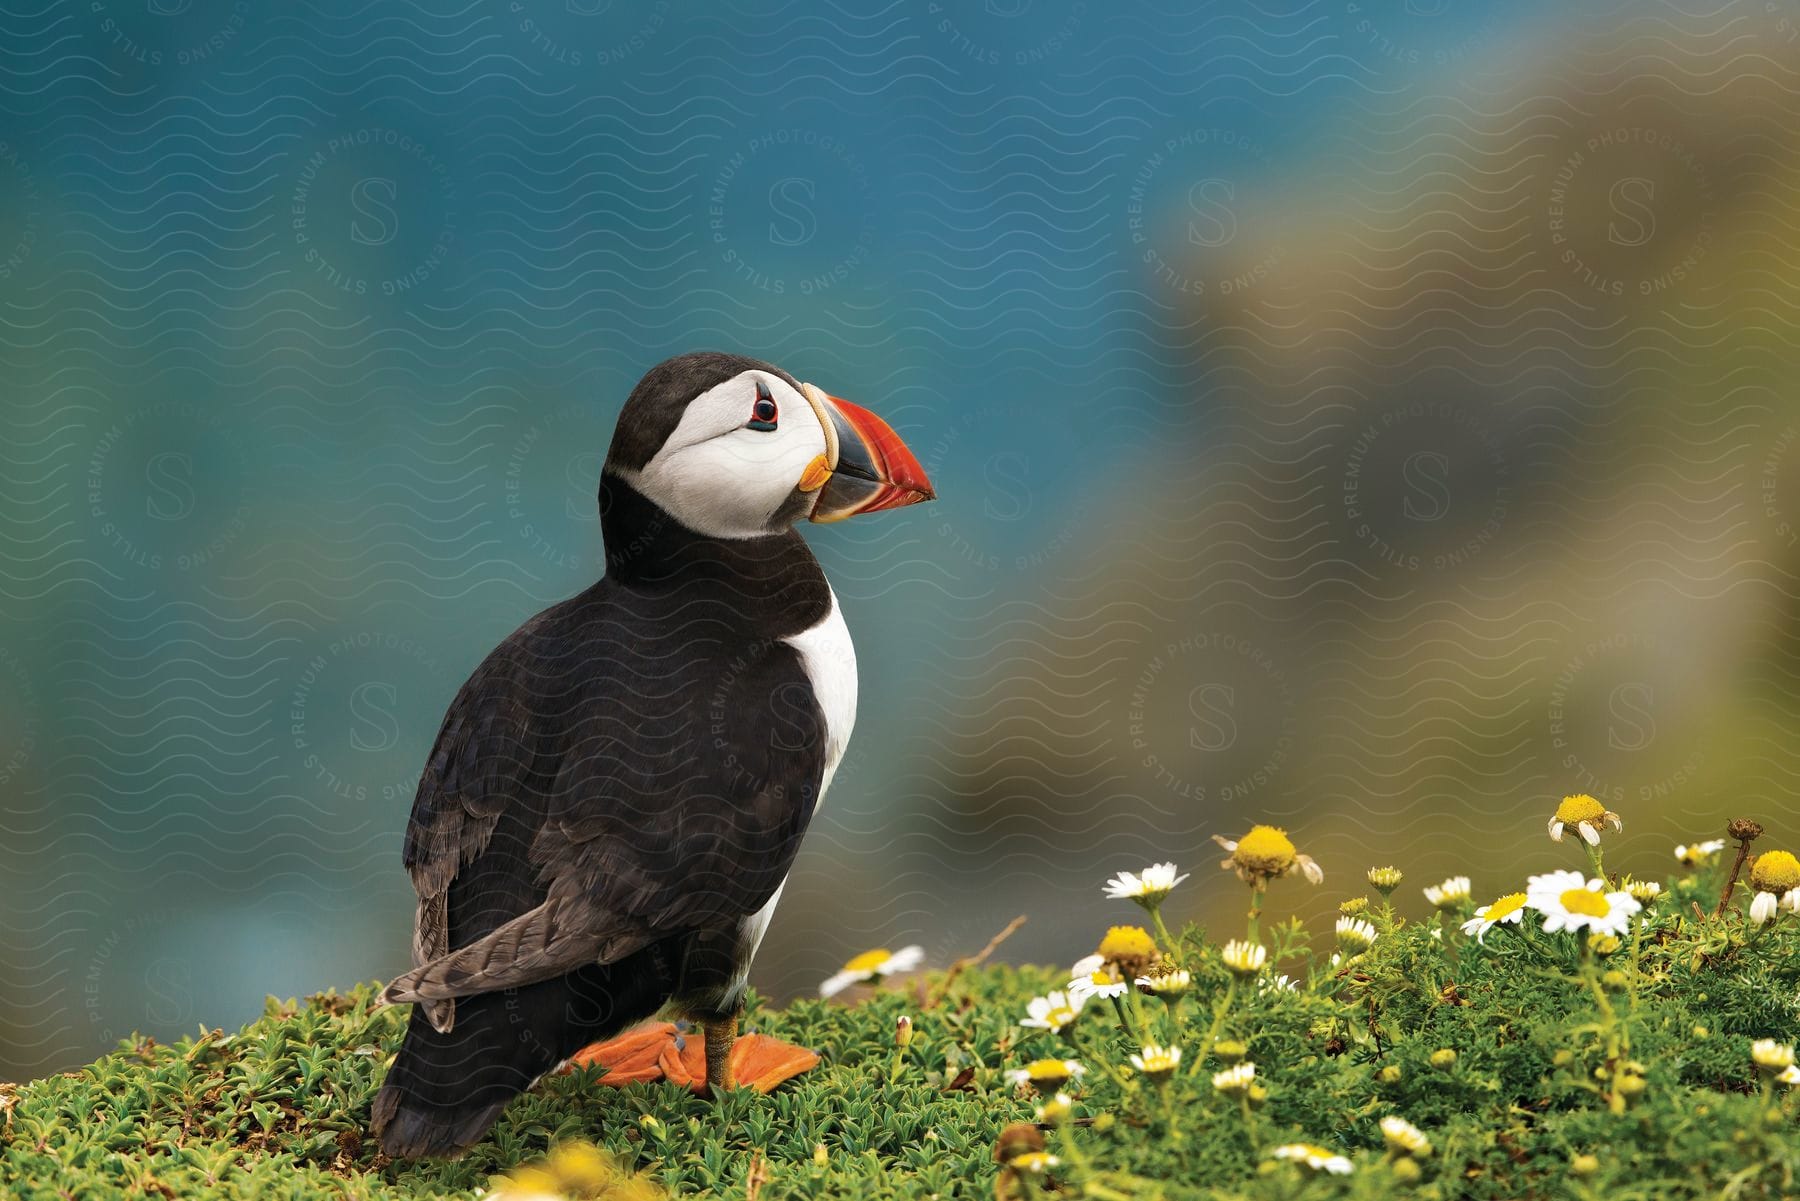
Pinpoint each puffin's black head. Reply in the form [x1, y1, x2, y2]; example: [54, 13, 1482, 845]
[603, 351, 935, 539]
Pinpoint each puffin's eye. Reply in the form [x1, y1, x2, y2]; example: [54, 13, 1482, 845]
[748, 380, 779, 430]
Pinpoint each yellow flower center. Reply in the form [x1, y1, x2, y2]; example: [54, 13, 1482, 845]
[1554, 794, 1607, 824]
[1233, 825, 1297, 873]
[1559, 887, 1611, 918]
[843, 948, 892, 973]
[1482, 892, 1527, 921]
[1097, 925, 1156, 962]
[1751, 850, 1800, 894]
[1086, 971, 1112, 985]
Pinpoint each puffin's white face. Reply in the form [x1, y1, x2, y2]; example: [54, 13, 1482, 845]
[627, 369, 829, 538]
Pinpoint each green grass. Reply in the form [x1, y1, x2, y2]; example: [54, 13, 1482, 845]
[6, 839, 1800, 1199]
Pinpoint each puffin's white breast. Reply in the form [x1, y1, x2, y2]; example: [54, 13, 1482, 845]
[781, 585, 856, 804]
[729, 587, 856, 980]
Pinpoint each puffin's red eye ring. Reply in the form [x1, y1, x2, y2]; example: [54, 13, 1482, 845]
[748, 380, 779, 430]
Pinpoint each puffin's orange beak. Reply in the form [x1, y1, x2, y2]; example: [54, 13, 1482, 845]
[802, 387, 936, 523]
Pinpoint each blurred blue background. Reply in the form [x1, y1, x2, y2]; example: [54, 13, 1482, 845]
[7, 0, 1800, 1076]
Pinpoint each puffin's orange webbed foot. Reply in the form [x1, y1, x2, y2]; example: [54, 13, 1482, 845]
[705, 1031, 820, 1095]
[564, 1023, 819, 1094]
[561, 1021, 683, 1086]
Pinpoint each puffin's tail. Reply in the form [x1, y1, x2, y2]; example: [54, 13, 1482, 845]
[372, 954, 668, 1159]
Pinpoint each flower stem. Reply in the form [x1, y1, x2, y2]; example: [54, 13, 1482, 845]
[1577, 946, 1624, 1113]
[1148, 905, 1179, 960]
[1186, 977, 1237, 1078]
[1585, 841, 1606, 883]
[1246, 887, 1265, 943]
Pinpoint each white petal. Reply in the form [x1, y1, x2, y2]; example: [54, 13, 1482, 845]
[1752, 892, 1778, 925]
[1579, 822, 1600, 846]
[1548, 819, 1564, 841]
[819, 970, 865, 998]
[885, 945, 926, 974]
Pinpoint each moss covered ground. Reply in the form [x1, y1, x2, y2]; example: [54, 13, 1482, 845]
[5, 821, 1800, 1199]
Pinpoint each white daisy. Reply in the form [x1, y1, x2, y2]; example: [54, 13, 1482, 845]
[1749, 852, 1800, 926]
[1525, 870, 1640, 938]
[1129, 1043, 1182, 1081]
[1460, 892, 1528, 943]
[1067, 968, 1130, 1004]
[1779, 1064, 1800, 1087]
[1004, 1058, 1085, 1091]
[1009, 1152, 1060, 1174]
[1069, 953, 1104, 979]
[1259, 973, 1298, 992]
[1335, 916, 1377, 951]
[818, 945, 925, 998]
[1380, 1115, 1431, 1157]
[1212, 1062, 1256, 1094]
[1019, 989, 1085, 1034]
[1752, 1039, 1796, 1071]
[1272, 1144, 1353, 1175]
[1220, 939, 1267, 978]
[1102, 861, 1190, 903]
[1547, 794, 1621, 846]
[1675, 839, 1726, 867]
[1423, 876, 1472, 909]
[1625, 880, 1662, 904]
[1136, 968, 1192, 998]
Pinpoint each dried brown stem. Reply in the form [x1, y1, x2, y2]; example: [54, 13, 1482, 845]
[926, 914, 1027, 1008]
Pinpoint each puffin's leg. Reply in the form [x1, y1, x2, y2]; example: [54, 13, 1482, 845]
[703, 1007, 740, 1093]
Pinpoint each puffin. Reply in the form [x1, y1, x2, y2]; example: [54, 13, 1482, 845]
[370, 352, 934, 1159]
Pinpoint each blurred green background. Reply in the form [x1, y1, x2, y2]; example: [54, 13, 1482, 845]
[5, 0, 1800, 1077]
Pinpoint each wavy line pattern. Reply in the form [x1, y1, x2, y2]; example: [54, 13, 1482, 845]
[2, 0, 1797, 1078]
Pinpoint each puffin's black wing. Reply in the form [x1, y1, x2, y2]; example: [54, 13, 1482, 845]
[385, 629, 544, 1031]
[382, 592, 826, 1020]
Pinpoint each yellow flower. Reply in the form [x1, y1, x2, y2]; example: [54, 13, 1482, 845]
[1367, 865, 1403, 894]
[1548, 794, 1621, 846]
[1750, 850, 1800, 893]
[1624, 879, 1662, 903]
[1214, 825, 1323, 886]
[1096, 925, 1158, 977]
[488, 1140, 665, 1201]
[1748, 851, 1800, 926]
[1034, 1092, 1074, 1123]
